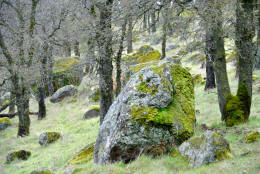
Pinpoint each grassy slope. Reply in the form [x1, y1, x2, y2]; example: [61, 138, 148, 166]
[1, 37, 260, 174]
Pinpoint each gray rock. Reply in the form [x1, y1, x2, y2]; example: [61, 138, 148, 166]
[6, 150, 31, 163]
[39, 132, 61, 146]
[178, 131, 231, 168]
[166, 44, 179, 51]
[95, 63, 195, 164]
[83, 106, 100, 120]
[50, 85, 77, 103]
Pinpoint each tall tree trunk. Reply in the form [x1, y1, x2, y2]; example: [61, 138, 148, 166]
[8, 91, 15, 114]
[161, 7, 168, 59]
[97, 0, 114, 125]
[235, 0, 255, 120]
[148, 12, 151, 34]
[209, 2, 231, 120]
[255, 2, 260, 69]
[74, 40, 80, 57]
[64, 41, 71, 57]
[127, 15, 133, 54]
[116, 18, 127, 97]
[143, 13, 147, 31]
[86, 36, 96, 74]
[151, 10, 156, 33]
[47, 46, 54, 95]
[16, 86, 30, 137]
[204, 29, 216, 90]
[37, 87, 46, 120]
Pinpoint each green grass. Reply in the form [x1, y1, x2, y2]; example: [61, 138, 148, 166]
[1, 36, 260, 174]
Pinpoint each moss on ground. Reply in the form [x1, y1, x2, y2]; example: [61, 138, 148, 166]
[245, 131, 260, 143]
[0, 117, 11, 125]
[68, 142, 95, 165]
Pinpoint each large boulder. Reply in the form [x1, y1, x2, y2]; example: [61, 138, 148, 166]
[6, 150, 31, 163]
[50, 85, 77, 103]
[178, 131, 232, 168]
[94, 63, 195, 164]
[0, 117, 11, 130]
[39, 132, 61, 146]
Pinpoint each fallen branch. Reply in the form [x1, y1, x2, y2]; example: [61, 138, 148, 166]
[0, 112, 38, 118]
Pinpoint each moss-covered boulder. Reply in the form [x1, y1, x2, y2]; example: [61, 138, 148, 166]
[68, 143, 94, 165]
[179, 131, 232, 168]
[245, 130, 260, 143]
[94, 63, 195, 164]
[6, 150, 31, 163]
[53, 57, 84, 91]
[50, 85, 77, 103]
[123, 45, 161, 65]
[30, 169, 54, 174]
[39, 132, 61, 146]
[0, 117, 11, 130]
[83, 105, 100, 120]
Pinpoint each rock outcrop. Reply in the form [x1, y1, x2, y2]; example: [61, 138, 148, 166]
[0, 117, 11, 130]
[39, 132, 61, 146]
[6, 150, 31, 163]
[94, 63, 195, 164]
[50, 85, 77, 103]
[178, 131, 231, 168]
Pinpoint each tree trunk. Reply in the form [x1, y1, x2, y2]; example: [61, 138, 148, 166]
[209, 2, 231, 120]
[151, 10, 156, 33]
[204, 28, 216, 90]
[148, 12, 151, 34]
[47, 46, 54, 95]
[64, 41, 71, 57]
[255, 2, 260, 69]
[235, 0, 255, 120]
[116, 18, 127, 97]
[127, 15, 133, 54]
[86, 36, 96, 74]
[9, 91, 15, 113]
[16, 87, 30, 137]
[97, 0, 114, 125]
[74, 40, 80, 57]
[143, 13, 147, 31]
[37, 87, 46, 120]
[161, 7, 168, 59]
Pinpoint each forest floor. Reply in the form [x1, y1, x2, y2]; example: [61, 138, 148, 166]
[1, 36, 260, 174]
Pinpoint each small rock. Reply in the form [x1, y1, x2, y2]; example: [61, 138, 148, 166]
[0, 117, 11, 130]
[83, 105, 100, 120]
[166, 44, 179, 51]
[31, 169, 54, 174]
[39, 132, 61, 146]
[178, 130, 231, 168]
[6, 150, 31, 163]
[50, 85, 77, 103]
[245, 130, 260, 143]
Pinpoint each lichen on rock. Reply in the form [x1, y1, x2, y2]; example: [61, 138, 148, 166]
[6, 150, 31, 163]
[94, 62, 195, 164]
[245, 130, 260, 143]
[68, 142, 94, 165]
[39, 132, 61, 146]
[178, 131, 231, 168]
[0, 117, 11, 130]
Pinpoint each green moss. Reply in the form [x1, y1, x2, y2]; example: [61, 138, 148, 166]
[68, 142, 95, 165]
[237, 84, 251, 121]
[188, 135, 206, 149]
[6, 150, 31, 163]
[30, 169, 54, 174]
[192, 74, 203, 85]
[130, 64, 195, 143]
[136, 79, 158, 96]
[0, 117, 11, 125]
[89, 105, 100, 112]
[90, 88, 99, 102]
[54, 57, 80, 73]
[212, 132, 232, 160]
[226, 50, 237, 63]
[224, 94, 245, 127]
[245, 131, 260, 143]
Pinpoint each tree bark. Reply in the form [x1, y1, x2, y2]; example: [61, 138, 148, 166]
[97, 0, 114, 125]
[37, 87, 46, 120]
[86, 36, 96, 74]
[8, 91, 15, 113]
[47, 46, 54, 95]
[74, 40, 80, 57]
[255, 2, 260, 69]
[127, 15, 133, 54]
[235, 0, 255, 120]
[64, 41, 71, 57]
[151, 10, 156, 33]
[204, 28, 216, 90]
[143, 13, 147, 31]
[116, 18, 127, 97]
[161, 7, 168, 59]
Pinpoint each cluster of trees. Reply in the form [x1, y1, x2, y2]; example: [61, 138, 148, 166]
[0, 0, 259, 136]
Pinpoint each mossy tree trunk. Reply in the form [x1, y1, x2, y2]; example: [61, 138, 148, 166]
[64, 41, 71, 57]
[127, 15, 133, 54]
[235, 0, 255, 120]
[161, 7, 168, 59]
[209, 1, 231, 120]
[204, 27, 216, 90]
[116, 17, 127, 97]
[47, 46, 54, 95]
[97, 0, 114, 125]
[86, 36, 96, 74]
[143, 13, 147, 31]
[255, 1, 260, 69]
